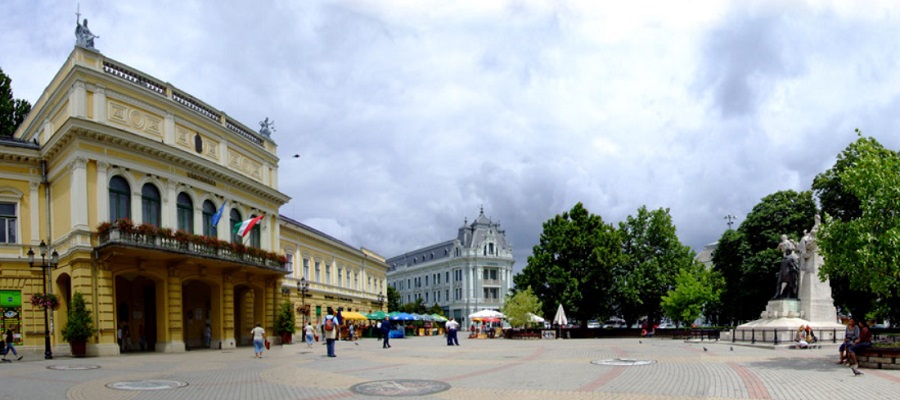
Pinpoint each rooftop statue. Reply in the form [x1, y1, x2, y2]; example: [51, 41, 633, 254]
[259, 118, 275, 137]
[75, 8, 99, 50]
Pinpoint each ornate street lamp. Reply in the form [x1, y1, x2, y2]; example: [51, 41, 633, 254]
[377, 293, 385, 310]
[297, 277, 309, 324]
[28, 240, 59, 359]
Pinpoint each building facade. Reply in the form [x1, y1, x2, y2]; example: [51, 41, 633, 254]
[0, 45, 386, 357]
[386, 209, 514, 327]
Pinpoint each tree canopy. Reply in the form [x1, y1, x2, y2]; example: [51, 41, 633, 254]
[514, 202, 622, 325]
[819, 133, 900, 301]
[1, 67, 32, 137]
[661, 261, 724, 327]
[500, 287, 543, 328]
[614, 206, 696, 328]
[711, 190, 816, 324]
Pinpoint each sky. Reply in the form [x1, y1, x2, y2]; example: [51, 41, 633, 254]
[4, 1, 900, 272]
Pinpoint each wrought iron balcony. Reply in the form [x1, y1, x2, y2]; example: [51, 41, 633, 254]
[97, 227, 287, 272]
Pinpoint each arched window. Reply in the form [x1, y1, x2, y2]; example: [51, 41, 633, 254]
[141, 183, 161, 227]
[109, 176, 131, 222]
[202, 200, 217, 236]
[177, 192, 193, 233]
[230, 209, 242, 243]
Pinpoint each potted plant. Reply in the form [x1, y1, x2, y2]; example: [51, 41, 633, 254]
[275, 300, 296, 344]
[62, 292, 96, 357]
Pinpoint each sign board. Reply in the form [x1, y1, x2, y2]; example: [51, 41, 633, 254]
[0, 290, 21, 307]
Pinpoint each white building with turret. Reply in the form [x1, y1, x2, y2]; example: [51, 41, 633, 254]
[386, 209, 514, 326]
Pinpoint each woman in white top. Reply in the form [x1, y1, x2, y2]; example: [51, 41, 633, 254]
[304, 322, 315, 348]
[251, 322, 266, 358]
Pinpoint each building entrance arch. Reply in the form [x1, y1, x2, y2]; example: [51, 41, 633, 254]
[114, 274, 160, 353]
[232, 284, 264, 346]
[182, 279, 221, 350]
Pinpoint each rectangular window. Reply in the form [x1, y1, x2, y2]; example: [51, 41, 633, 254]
[303, 258, 310, 280]
[286, 254, 294, 274]
[338, 268, 343, 288]
[425, 276, 429, 286]
[425, 292, 429, 303]
[354, 272, 359, 290]
[315, 261, 321, 283]
[0, 203, 16, 244]
[326, 266, 331, 284]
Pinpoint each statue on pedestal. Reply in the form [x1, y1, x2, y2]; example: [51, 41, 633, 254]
[774, 234, 800, 299]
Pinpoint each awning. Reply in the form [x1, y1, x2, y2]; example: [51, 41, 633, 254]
[340, 311, 369, 321]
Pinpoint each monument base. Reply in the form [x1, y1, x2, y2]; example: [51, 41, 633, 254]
[721, 299, 844, 346]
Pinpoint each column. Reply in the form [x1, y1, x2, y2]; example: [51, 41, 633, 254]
[29, 181, 40, 244]
[70, 157, 89, 231]
[96, 161, 109, 222]
[221, 275, 235, 349]
[93, 85, 107, 123]
[163, 266, 185, 352]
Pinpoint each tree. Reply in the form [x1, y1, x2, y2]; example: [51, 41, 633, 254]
[0, 67, 32, 137]
[710, 190, 816, 323]
[514, 203, 623, 326]
[614, 206, 696, 328]
[819, 132, 900, 307]
[709, 229, 748, 326]
[399, 297, 426, 314]
[813, 132, 892, 319]
[500, 287, 543, 328]
[661, 262, 724, 327]
[386, 285, 400, 312]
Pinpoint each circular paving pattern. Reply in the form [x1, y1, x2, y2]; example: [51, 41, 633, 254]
[592, 358, 656, 366]
[47, 364, 101, 370]
[350, 379, 451, 397]
[105, 380, 188, 391]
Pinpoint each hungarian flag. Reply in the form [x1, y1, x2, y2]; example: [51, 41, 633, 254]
[233, 215, 264, 237]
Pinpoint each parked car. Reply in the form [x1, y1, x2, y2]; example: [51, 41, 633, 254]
[602, 319, 627, 329]
[587, 320, 601, 329]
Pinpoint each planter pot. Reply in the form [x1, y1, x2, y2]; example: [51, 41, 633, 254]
[70, 340, 87, 357]
[281, 333, 292, 344]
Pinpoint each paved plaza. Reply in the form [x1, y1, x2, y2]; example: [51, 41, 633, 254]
[1, 335, 898, 399]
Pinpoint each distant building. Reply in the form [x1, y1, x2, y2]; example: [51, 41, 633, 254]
[386, 208, 514, 326]
[696, 242, 717, 268]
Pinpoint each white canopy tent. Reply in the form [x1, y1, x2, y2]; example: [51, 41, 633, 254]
[468, 309, 506, 319]
[527, 313, 545, 323]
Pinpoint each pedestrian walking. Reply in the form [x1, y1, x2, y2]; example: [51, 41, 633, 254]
[323, 314, 337, 357]
[304, 322, 315, 348]
[1, 329, 22, 361]
[251, 322, 266, 359]
[381, 316, 392, 349]
[204, 323, 212, 348]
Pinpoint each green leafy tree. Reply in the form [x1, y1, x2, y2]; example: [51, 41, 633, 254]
[399, 297, 426, 314]
[514, 203, 623, 326]
[661, 262, 724, 327]
[614, 206, 696, 328]
[712, 190, 816, 323]
[1, 67, 32, 137]
[709, 229, 748, 326]
[427, 303, 444, 316]
[500, 287, 543, 328]
[386, 285, 401, 312]
[275, 300, 296, 335]
[813, 132, 892, 319]
[819, 132, 900, 323]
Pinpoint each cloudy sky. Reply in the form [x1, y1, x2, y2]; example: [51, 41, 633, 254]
[4, 1, 900, 271]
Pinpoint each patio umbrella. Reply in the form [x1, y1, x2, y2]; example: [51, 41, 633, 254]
[481, 317, 501, 323]
[431, 314, 448, 322]
[366, 310, 387, 320]
[468, 309, 505, 319]
[553, 304, 567, 339]
[527, 313, 545, 323]
[389, 312, 416, 321]
[341, 311, 368, 321]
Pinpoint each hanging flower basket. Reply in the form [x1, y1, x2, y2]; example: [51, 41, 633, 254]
[30, 293, 60, 310]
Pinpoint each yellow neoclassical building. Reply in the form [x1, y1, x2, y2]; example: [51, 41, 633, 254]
[0, 45, 386, 357]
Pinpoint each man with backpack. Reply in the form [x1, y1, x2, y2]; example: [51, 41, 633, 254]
[323, 313, 337, 357]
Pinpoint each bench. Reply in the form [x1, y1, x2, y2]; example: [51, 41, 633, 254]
[855, 347, 900, 370]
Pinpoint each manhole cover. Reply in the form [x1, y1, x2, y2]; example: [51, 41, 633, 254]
[47, 364, 101, 370]
[106, 380, 188, 391]
[350, 379, 451, 397]
[592, 358, 656, 366]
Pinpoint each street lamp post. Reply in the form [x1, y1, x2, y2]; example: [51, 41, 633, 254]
[28, 240, 59, 360]
[377, 293, 385, 311]
[297, 278, 309, 324]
